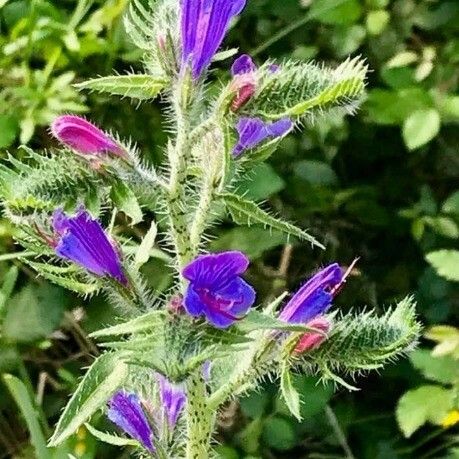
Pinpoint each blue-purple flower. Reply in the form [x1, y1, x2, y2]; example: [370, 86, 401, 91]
[181, 0, 247, 79]
[233, 117, 293, 156]
[156, 374, 187, 430]
[231, 54, 257, 76]
[182, 251, 256, 328]
[230, 54, 258, 111]
[108, 391, 155, 452]
[51, 207, 127, 285]
[279, 263, 344, 324]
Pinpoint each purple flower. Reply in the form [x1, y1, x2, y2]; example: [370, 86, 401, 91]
[182, 251, 256, 328]
[51, 115, 124, 157]
[156, 374, 187, 430]
[230, 54, 258, 111]
[233, 117, 293, 156]
[52, 207, 127, 285]
[108, 391, 155, 452]
[181, 0, 247, 79]
[279, 263, 344, 324]
[231, 54, 257, 76]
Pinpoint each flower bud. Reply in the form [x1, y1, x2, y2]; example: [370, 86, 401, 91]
[294, 316, 331, 354]
[51, 115, 125, 157]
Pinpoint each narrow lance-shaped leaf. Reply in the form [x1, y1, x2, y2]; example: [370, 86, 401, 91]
[84, 423, 138, 447]
[3, 374, 52, 459]
[220, 192, 324, 249]
[48, 353, 129, 446]
[75, 74, 168, 101]
[280, 366, 302, 421]
[90, 310, 166, 339]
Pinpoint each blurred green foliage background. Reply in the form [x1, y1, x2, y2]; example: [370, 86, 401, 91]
[0, 0, 458, 458]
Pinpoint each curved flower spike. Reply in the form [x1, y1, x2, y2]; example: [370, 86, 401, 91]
[52, 207, 127, 285]
[181, 0, 247, 79]
[156, 374, 187, 430]
[279, 263, 344, 324]
[182, 251, 256, 328]
[233, 117, 293, 156]
[108, 391, 155, 452]
[51, 115, 124, 157]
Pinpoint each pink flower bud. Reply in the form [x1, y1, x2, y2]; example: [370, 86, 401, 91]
[294, 316, 331, 354]
[51, 115, 125, 157]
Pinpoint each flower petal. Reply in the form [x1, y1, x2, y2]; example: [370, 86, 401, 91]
[156, 374, 187, 429]
[184, 284, 205, 316]
[182, 251, 249, 287]
[108, 392, 155, 451]
[266, 118, 293, 137]
[181, 0, 247, 78]
[220, 277, 256, 315]
[279, 263, 343, 324]
[53, 208, 127, 284]
[51, 115, 123, 156]
[231, 54, 257, 75]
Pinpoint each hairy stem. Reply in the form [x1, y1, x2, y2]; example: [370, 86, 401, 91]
[166, 82, 193, 277]
[185, 373, 214, 459]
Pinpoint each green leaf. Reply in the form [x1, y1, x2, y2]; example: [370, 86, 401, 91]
[262, 416, 296, 451]
[3, 374, 52, 459]
[249, 57, 367, 120]
[110, 181, 143, 225]
[90, 310, 165, 339]
[402, 109, 441, 150]
[285, 57, 367, 117]
[235, 163, 285, 200]
[75, 74, 167, 101]
[3, 284, 68, 343]
[210, 227, 288, 259]
[84, 423, 137, 447]
[280, 367, 302, 421]
[410, 349, 459, 385]
[366, 9, 390, 35]
[396, 385, 454, 437]
[49, 353, 129, 446]
[294, 160, 338, 186]
[442, 191, 459, 215]
[238, 310, 318, 333]
[0, 114, 18, 148]
[426, 250, 459, 282]
[25, 260, 99, 295]
[220, 192, 324, 249]
[0, 265, 18, 316]
[306, 296, 421, 379]
[134, 221, 158, 267]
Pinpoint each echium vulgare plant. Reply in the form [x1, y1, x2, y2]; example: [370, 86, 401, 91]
[0, 0, 421, 457]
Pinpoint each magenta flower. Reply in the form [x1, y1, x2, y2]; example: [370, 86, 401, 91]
[182, 251, 256, 328]
[279, 263, 344, 324]
[108, 391, 155, 452]
[293, 316, 331, 353]
[156, 374, 187, 430]
[180, 0, 247, 79]
[51, 115, 124, 156]
[233, 117, 293, 156]
[52, 207, 127, 285]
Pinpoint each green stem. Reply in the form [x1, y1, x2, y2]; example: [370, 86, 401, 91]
[185, 373, 214, 459]
[325, 405, 355, 459]
[166, 82, 194, 279]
